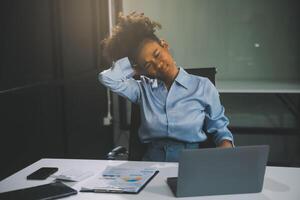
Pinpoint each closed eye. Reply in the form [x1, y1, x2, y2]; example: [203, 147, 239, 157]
[154, 49, 160, 58]
[144, 62, 152, 69]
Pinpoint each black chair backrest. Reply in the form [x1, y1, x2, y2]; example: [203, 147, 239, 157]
[128, 67, 217, 161]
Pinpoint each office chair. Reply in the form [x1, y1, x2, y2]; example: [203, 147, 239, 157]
[107, 67, 217, 160]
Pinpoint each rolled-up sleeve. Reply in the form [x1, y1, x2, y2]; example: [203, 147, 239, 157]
[98, 57, 141, 104]
[203, 79, 234, 145]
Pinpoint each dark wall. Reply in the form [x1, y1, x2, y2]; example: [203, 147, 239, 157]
[0, 0, 113, 180]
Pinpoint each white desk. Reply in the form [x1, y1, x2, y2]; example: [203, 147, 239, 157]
[217, 80, 300, 93]
[0, 158, 300, 200]
[216, 79, 300, 127]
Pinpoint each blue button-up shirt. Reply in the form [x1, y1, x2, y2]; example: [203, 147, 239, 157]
[99, 57, 233, 145]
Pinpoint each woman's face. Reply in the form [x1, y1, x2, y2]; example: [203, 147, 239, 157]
[135, 39, 175, 79]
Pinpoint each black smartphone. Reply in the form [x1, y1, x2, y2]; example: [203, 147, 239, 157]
[27, 167, 58, 180]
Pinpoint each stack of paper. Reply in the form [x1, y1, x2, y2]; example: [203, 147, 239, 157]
[52, 169, 94, 182]
[81, 166, 159, 193]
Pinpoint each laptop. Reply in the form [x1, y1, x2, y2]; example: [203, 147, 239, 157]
[167, 145, 269, 197]
[0, 181, 77, 200]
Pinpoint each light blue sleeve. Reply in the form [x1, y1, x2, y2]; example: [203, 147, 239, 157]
[98, 57, 141, 104]
[203, 79, 234, 145]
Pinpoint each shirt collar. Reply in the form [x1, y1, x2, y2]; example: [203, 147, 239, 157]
[151, 79, 158, 88]
[150, 67, 190, 89]
[174, 67, 190, 89]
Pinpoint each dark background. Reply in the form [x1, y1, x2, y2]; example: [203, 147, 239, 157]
[0, 0, 113, 180]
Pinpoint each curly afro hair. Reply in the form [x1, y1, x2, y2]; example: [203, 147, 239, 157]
[101, 12, 162, 64]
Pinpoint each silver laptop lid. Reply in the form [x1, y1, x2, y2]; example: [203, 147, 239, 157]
[176, 145, 269, 197]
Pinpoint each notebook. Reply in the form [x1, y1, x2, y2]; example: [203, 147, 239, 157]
[167, 145, 269, 197]
[0, 181, 77, 200]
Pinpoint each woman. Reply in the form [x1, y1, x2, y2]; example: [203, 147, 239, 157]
[99, 12, 234, 162]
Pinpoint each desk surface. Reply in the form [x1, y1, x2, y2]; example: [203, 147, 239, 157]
[217, 80, 300, 93]
[0, 158, 300, 200]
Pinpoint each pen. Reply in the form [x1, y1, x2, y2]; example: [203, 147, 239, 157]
[80, 188, 125, 193]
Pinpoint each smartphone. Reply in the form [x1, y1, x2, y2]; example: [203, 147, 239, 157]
[27, 167, 58, 180]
